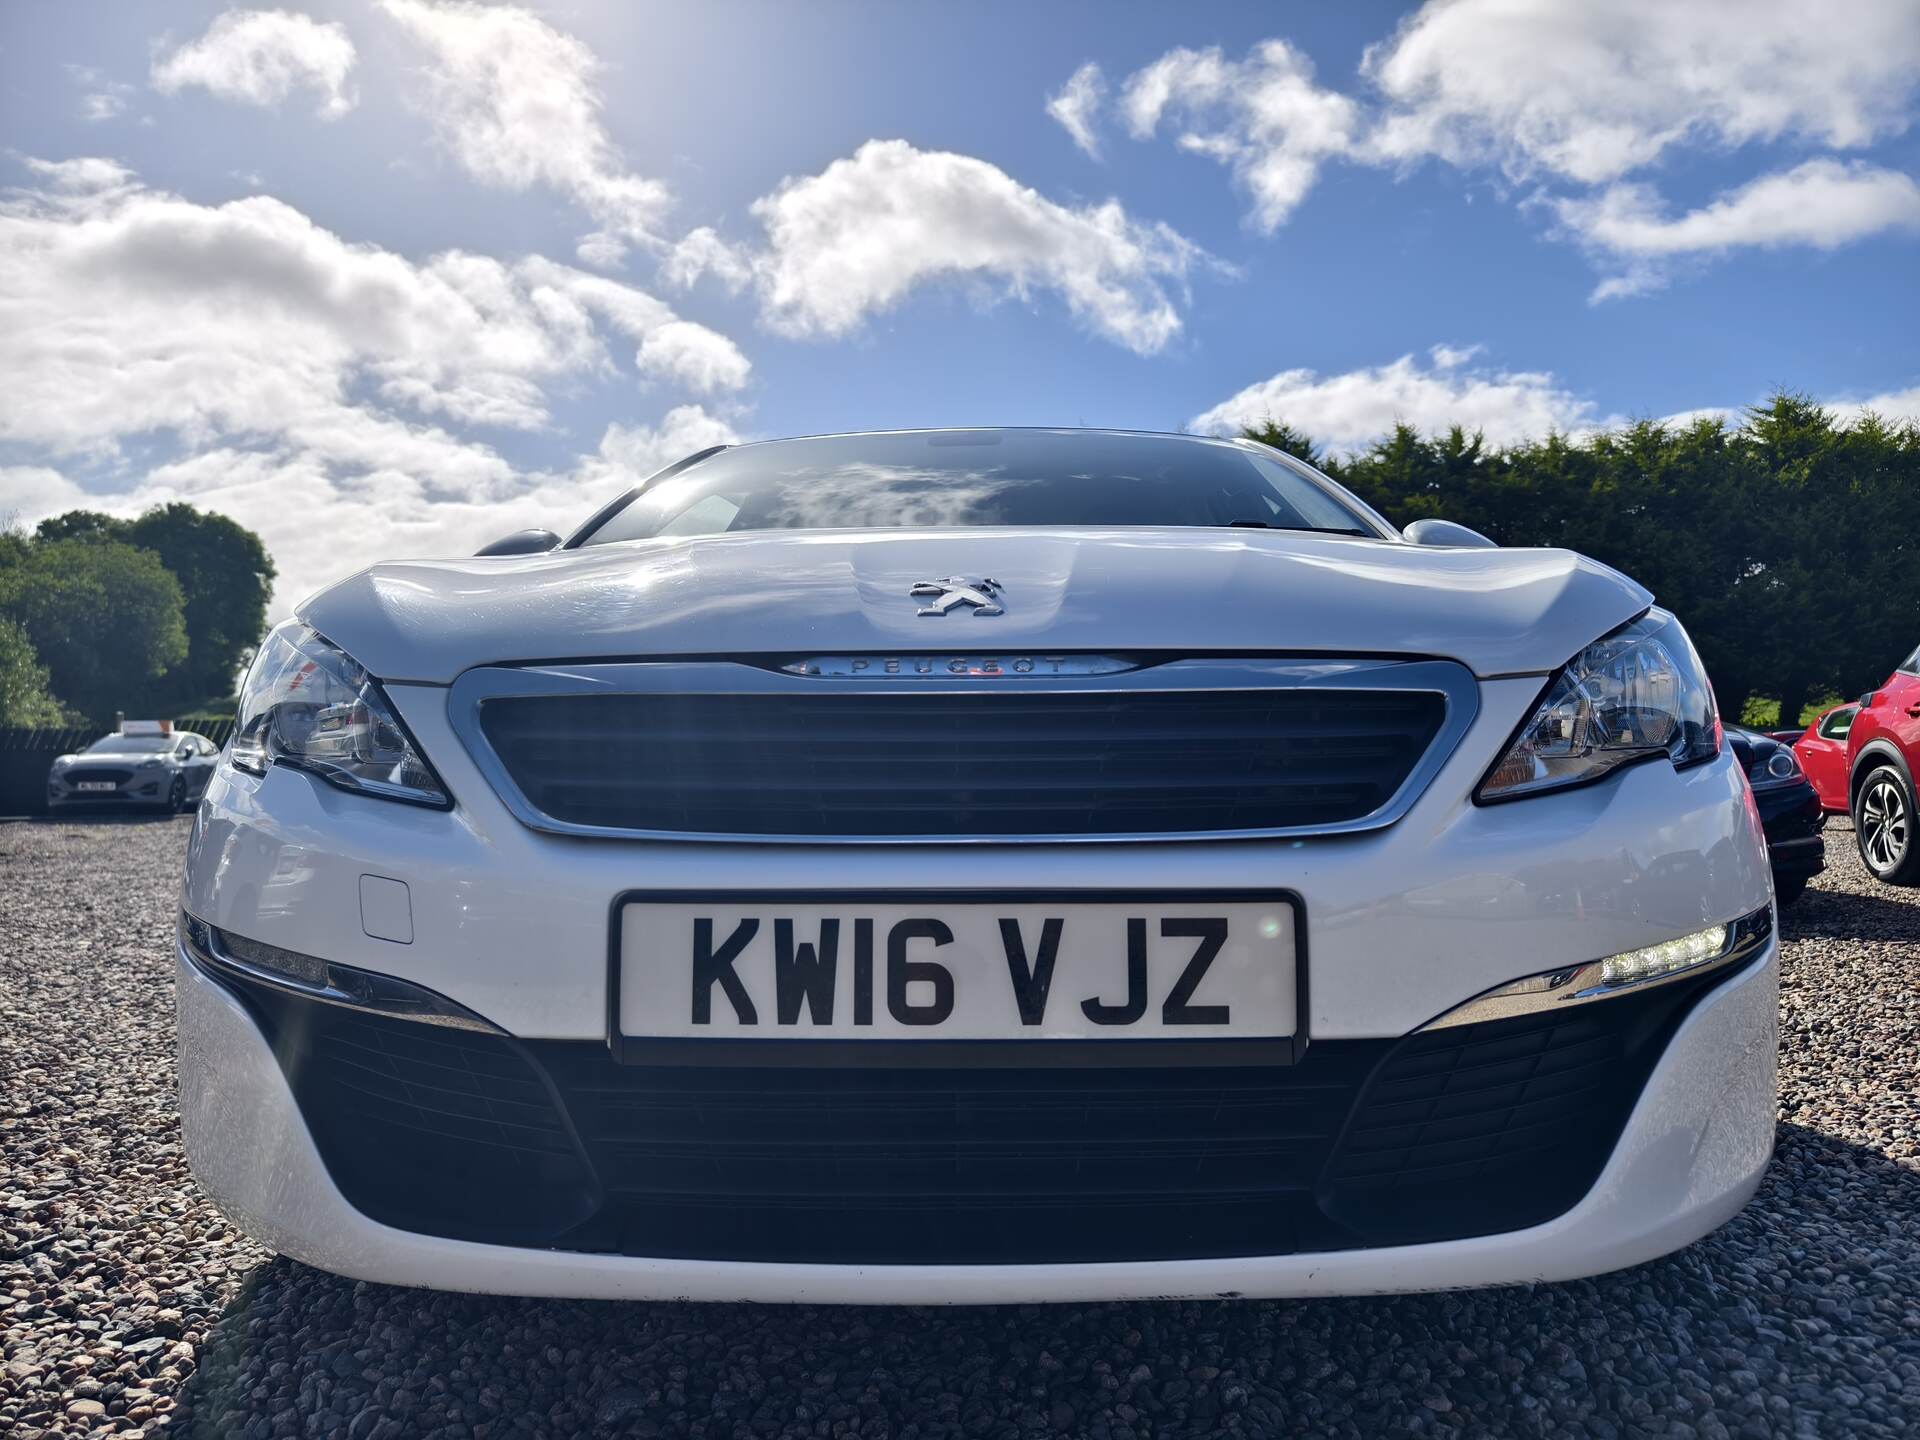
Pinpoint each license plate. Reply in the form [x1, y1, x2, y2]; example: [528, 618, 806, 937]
[75, 781, 117, 792]
[614, 892, 1299, 1045]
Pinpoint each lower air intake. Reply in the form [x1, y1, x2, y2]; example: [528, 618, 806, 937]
[203, 950, 1753, 1264]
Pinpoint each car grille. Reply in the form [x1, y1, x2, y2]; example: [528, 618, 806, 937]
[62, 768, 132, 784]
[533, 1053, 1380, 1262]
[206, 953, 1749, 1264]
[233, 982, 599, 1244]
[472, 677, 1452, 840]
[1320, 989, 1686, 1244]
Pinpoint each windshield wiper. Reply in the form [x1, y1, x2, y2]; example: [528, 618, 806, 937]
[1225, 519, 1372, 536]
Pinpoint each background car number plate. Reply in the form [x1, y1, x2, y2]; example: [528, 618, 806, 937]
[616, 895, 1298, 1042]
[75, 781, 116, 792]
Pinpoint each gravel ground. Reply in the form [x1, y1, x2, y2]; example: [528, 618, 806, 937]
[3, 818, 1916, 1439]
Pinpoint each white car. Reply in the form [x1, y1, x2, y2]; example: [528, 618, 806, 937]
[177, 428, 1776, 1303]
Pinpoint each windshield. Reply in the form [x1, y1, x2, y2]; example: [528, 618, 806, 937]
[576, 430, 1379, 546]
[86, 735, 175, 753]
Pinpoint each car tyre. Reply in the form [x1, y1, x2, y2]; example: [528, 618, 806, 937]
[1853, 764, 1920, 886]
[168, 774, 188, 814]
[1773, 874, 1808, 906]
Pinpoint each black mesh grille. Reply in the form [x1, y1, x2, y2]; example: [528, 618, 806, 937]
[532, 1053, 1382, 1262]
[1318, 971, 1727, 1243]
[62, 767, 132, 784]
[237, 984, 599, 1243]
[208, 950, 1750, 1263]
[476, 687, 1447, 837]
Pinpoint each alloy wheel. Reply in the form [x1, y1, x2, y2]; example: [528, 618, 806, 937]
[1860, 777, 1909, 873]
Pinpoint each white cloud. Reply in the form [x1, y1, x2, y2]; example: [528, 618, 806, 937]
[381, 0, 671, 253]
[1046, 62, 1106, 158]
[635, 319, 752, 394]
[1427, 342, 1483, 370]
[22, 156, 137, 194]
[662, 225, 755, 292]
[152, 9, 358, 119]
[1070, 3, 1920, 291]
[1566, 162, 1920, 256]
[1557, 160, 1920, 298]
[571, 405, 741, 494]
[0, 466, 92, 526]
[1191, 346, 1601, 454]
[67, 65, 133, 124]
[1365, 0, 1920, 184]
[0, 160, 747, 613]
[1119, 40, 1360, 231]
[1831, 385, 1920, 427]
[1653, 406, 1737, 431]
[573, 230, 629, 270]
[1193, 348, 1920, 458]
[0, 166, 745, 448]
[734, 139, 1208, 355]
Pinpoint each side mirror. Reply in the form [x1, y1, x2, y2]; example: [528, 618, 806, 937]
[475, 528, 561, 557]
[1403, 517, 1497, 549]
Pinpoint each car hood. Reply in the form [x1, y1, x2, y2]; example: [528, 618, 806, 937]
[299, 527, 1652, 684]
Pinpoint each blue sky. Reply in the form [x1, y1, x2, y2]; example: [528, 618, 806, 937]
[3, 1, 1918, 612]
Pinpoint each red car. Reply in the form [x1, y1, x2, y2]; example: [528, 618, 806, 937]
[1792, 703, 1857, 816]
[1792, 643, 1920, 884]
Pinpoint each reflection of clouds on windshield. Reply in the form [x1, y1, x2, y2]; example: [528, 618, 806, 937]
[757, 464, 1034, 530]
[606, 435, 1374, 538]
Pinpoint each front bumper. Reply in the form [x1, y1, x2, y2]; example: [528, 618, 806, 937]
[1754, 782, 1827, 882]
[177, 931, 1778, 1301]
[176, 668, 1778, 1297]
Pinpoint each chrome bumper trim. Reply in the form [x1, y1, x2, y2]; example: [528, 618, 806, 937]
[179, 912, 503, 1034]
[1417, 904, 1775, 1031]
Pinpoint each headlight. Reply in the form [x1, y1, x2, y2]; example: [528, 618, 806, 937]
[1479, 609, 1719, 801]
[1749, 748, 1802, 787]
[231, 622, 449, 807]
[137, 759, 166, 771]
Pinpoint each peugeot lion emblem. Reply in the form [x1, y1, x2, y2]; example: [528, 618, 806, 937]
[910, 576, 1004, 617]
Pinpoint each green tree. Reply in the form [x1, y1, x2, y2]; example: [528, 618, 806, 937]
[0, 539, 188, 721]
[34, 503, 276, 705]
[32, 510, 125, 545]
[123, 504, 275, 702]
[1241, 420, 1324, 467]
[0, 617, 68, 726]
[1735, 397, 1920, 721]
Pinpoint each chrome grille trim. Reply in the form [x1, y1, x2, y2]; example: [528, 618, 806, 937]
[446, 656, 1480, 845]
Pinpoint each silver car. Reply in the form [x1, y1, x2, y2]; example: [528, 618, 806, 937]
[48, 730, 221, 813]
